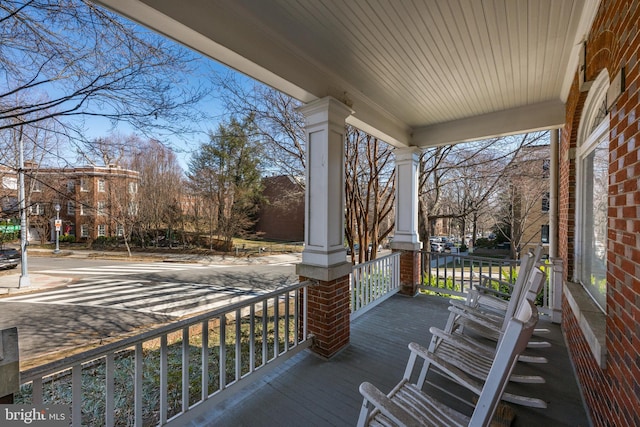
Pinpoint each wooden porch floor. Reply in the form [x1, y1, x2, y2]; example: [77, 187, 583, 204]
[187, 294, 590, 426]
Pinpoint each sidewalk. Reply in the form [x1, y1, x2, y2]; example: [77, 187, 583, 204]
[0, 249, 302, 295]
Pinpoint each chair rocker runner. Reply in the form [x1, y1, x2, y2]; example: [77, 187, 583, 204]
[357, 299, 542, 427]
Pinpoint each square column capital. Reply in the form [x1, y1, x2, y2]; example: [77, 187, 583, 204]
[298, 97, 353, 127]
[395, 146, 422, 163]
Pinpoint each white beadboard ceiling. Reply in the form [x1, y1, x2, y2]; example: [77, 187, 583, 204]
[93, 0, 599, 148]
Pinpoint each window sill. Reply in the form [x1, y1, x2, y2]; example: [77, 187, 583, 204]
[564, 281, 607, 368]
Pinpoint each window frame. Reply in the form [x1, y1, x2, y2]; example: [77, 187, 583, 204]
[97, 201, 106, 216]
[575, 71, 610, 314]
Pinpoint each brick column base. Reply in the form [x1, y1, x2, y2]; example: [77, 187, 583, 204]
[299, 274, 351, 358]
[398, 250, 421, 296]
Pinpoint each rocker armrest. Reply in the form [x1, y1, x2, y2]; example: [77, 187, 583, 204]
[359, 381, 420, 426]
[407, 342, 483, 395]
[477, 275, 513, 293]
[447, 302, 504, 325]
[474, 285, 512, 300]
[448, 305, 502, 330]
[429, 326, 496, 360]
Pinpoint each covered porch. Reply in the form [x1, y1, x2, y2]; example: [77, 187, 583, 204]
[179, 293, 588, 426]
[19, 0, 638, 424]
[4, 252, 583, 426]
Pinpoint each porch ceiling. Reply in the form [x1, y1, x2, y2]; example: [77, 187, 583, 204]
[93, 0, 598, 147]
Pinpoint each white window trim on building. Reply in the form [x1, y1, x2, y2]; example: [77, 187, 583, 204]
[29, 203, 44, 215]
[67, 201, 75, 215]
[97, 224, 106, 237]
[566, 68, 610, 369]
[80, 224, 89, 238]
[98, 179, 106, 192]
[574, 70, 610, 313]
[97, 201, 106, 216]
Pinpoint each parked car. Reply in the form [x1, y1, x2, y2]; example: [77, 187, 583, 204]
[430, 242, 445, 253]
[0, 248, 20, 269]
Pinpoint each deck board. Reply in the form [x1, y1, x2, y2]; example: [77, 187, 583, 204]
[186, 294, 589, 426]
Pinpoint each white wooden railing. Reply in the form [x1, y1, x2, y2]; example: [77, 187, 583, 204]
[421, 252, 520, 298]
[351, 252, 401, 321]
[421, 252, 563, 321]
[17, 281, 312, 426]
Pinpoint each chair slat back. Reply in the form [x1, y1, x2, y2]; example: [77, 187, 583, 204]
[469, 268, 545, 427]
[500, 251, 534, 329]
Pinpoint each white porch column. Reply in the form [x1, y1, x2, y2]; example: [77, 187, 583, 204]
[296, 97, 352, 281]
[391, 147, 422, 296]
[392, 147, 422, 250]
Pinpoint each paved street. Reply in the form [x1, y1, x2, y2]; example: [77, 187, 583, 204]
[2, 277, 266, 318]
[0, 251, 301, 368]
[34, 261, 209, 276]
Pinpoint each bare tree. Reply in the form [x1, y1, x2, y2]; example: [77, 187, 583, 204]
[0, 0, 208, 144]
[345, 127, 395, 263]
[418, 133, 549, 255]
[213, 73, 306, 180]
[125, 138, 184, 249]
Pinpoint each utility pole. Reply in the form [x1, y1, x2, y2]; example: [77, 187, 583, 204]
[18, 125, 30, 288]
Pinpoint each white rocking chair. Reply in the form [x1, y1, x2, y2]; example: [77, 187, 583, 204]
[357, 299, 541, 427]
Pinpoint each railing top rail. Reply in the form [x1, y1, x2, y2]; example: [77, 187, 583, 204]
[21, 280, 311, 383]
[421, 251, 519, 265]
[352, 251, 400, 269]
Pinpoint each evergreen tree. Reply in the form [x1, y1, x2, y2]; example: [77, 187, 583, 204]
[188, 116, 263, 248]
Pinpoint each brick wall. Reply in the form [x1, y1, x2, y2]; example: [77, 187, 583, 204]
[398, 250, 420, 296]
[255, 175, 304, 242]
[560, 1, 640, 425]
[301, 275, 351, 358]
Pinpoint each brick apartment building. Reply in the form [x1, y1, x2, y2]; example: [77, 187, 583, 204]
[509, 144, 551, 257]
[254, 175, 304, 242]
[1, 165, 140, 242]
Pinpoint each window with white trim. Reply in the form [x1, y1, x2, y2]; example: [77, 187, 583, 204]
[80, 178, 89, 192]
[97, 224, 106, 237]
[128, 201, 138, 216]
[67, 180, 75, 192]
[97, 201, 106, 216]
[67, 201, 75, 215]
[29, 203, 44, 215]
[541, 224, 550, 244]
[576, 71, 609, 312]
[80, 224, 89, 237]
[116, 224, 124, 237]
[98, 179, 106, 192]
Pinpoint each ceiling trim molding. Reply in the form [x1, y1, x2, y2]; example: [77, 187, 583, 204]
[412, 100, 566, 147]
